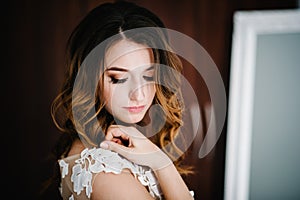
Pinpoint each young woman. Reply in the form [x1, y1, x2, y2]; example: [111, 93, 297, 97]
[50, 1, 195, 199]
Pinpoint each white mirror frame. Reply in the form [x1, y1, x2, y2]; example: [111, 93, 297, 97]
[224, 9, 300, 200]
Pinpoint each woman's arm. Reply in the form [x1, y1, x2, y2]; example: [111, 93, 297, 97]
[153, 163, 194, 200]
[100, 125, 194, 200]
[91, 169, 155, 200]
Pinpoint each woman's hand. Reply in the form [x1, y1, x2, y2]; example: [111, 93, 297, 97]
[100, 125, 172, 170]
[100, 125, 194, 200]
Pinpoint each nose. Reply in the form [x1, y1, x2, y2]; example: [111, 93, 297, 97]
[129, 86, 145, 101]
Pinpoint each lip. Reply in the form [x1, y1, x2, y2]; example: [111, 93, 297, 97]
[123, 105, 146, 113]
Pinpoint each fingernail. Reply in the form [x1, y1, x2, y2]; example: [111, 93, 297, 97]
[100, 142, 109, 149]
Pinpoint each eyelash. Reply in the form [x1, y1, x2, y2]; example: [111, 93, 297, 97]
[143, 76, 154, 81]
[109, 76, 154, 84]
[110, 77, 128, 84]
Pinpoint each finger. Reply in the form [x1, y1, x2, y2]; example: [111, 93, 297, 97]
[106, 127, 130, 141]
[109, 125, 143, 138]
[100, 141, 130, 157]
[105, 126, 119, 140]
[111, 137, 131, 146]
[112, 138, 122, 145]
[105, 127, 131, 147]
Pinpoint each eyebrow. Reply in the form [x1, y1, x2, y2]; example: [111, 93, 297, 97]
[105, 65, 154, 72]
[105, 67, 128, 72]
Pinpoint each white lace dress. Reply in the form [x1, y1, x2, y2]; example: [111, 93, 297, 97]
[58, 147, 194, 200]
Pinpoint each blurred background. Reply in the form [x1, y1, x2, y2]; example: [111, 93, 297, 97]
[3, 0, 298, 199]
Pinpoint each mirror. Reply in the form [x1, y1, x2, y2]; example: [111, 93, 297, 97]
[224, 9, 300, 200]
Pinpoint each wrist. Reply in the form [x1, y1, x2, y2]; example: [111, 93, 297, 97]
[149, 150, 173, 171]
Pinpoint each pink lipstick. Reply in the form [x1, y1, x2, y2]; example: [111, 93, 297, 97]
[124, 105, 145, 113]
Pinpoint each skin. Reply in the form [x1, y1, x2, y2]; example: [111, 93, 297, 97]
[102, 39, 156, 124]
[69, 39, 193, 200]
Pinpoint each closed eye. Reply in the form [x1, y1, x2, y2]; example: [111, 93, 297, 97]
[110, 77, 128, 84]
[143, 75, 154, 81]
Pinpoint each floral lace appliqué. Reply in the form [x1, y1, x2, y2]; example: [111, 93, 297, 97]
[58, 147, 163, 199]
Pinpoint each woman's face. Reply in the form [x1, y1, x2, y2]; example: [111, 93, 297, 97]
[102, 40, 156, 124]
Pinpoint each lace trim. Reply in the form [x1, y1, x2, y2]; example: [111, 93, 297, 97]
[58, 147, 163, 199]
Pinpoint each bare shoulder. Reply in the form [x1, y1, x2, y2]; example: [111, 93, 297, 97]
[67, 139, 86, 156]
[91, 169, 155, 200]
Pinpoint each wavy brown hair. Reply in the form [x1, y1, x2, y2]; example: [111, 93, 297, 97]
[50, 1, 193, 178]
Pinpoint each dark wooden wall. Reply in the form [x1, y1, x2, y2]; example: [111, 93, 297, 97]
[4, 0, 297, 199]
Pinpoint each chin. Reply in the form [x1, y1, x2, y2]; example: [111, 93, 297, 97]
[123, 118, 143, 124]
[118, 114, 145, 125]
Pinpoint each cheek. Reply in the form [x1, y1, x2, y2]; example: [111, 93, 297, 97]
[102, 83, 114, 112]
[102, 83, 111, 103]
[147, 84, 156, 99]
[102, 84, 126, 110]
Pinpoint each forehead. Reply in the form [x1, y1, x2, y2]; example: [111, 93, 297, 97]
[105, 40, 154, 71]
